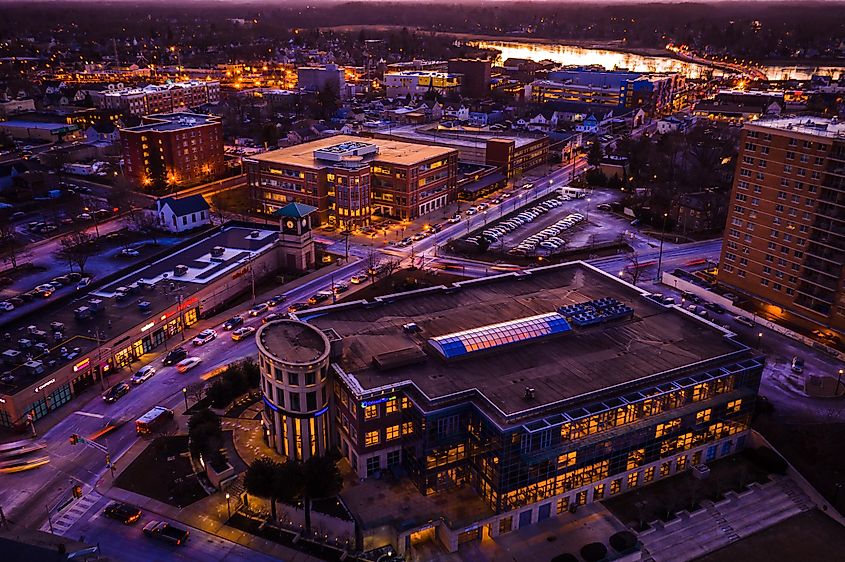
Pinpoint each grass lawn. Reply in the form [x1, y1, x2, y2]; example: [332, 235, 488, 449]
[338, 267, 467, 302]
[115, 435, 208, 508]
[693, 509, 845, 562]
[603, 452, 771, 530]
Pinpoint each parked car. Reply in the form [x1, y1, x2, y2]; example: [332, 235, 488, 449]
[350, 274, 368, 284]
[143, 521, 189, 546]
[447, 215, 461, 224]
[103, 382, 130, 403]
[733, 315, 755, 328]
[130, 365, 156, 385]
[232, 326, 256, 342]
[176, 357, 202, 373]
[120, 248, 140, 257]
[222, 316, 243, 331]
[192, 329, 217, 346]
[76, 277, 92, 290]
[103, 502, 142, 525]
[248, 303, 269, 317]
[163, 347, 187, 365]
[333, 282, 349, 294]
[703, 302, 726, 315]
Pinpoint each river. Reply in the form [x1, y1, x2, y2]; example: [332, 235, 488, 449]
[472, 39, 845, 81]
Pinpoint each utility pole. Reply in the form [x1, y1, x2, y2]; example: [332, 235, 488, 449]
[656, 212, 668, 282]
[69, 433, 115, 478]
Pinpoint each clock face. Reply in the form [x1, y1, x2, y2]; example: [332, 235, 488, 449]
[285, 220, 295, 230]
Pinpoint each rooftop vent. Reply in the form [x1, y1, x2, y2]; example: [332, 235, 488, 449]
[524, 387, 536, 401]
[249, 230, 260, 238]
[174, 264, 188, 276]
[210, 246, 225, 258]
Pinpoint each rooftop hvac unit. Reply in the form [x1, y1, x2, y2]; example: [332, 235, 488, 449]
[174, 264, 188, 276]
[249, 230, 260, 238]
[210, 246, 225, 258]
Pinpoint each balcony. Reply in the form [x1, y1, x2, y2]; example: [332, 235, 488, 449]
[801, 258, 841, 278]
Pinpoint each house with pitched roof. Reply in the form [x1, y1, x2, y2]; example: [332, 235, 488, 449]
[156, 194, 210, 232]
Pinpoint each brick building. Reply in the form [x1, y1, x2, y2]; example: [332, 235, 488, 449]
[120, 112, 225, 191]
[245, 136, 458, 226]
[718, 116, 845, 339]
[94, 80, 220, 117]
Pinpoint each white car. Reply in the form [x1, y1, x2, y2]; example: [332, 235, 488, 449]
[733, 315, 756, 328]
[350, 274, 368, 284]
[448, 215, 461, 224]
[192, 329, 217, 346]
[0, 301, 14, 312]
[176, 357, 202, 373]
[232, 326, 256, 342]
[130, 365, 156, 385]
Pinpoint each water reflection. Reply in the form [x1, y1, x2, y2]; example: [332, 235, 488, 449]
[474, 40, 845, 81]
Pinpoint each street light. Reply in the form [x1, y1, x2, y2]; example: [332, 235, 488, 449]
[836, 369, 844, 397]
[656, 212, 668, 282]
[757, 332, 763, 350]
[225, 492, 231, 519]
[182, 387, 188, 410]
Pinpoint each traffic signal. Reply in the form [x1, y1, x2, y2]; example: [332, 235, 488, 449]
[69, 434, 79, 445]
[71, 485, 83, 499]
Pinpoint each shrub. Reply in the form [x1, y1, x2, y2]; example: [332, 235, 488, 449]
[580, 542, 608, 562]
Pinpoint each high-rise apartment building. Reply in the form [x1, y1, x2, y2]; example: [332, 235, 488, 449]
[120, 112, 225, 191]
[718, 117, 845, 338]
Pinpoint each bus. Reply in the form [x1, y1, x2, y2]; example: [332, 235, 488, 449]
[135, 406, 174, 436]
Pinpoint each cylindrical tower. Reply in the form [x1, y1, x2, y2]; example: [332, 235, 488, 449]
[256, 319, 331, 461]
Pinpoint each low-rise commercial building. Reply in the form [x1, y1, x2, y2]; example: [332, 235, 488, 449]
[384, 71, 462, 98]
[0, 120, 82, 143]
[447, 59, 492, 98]
[120, 112, 225, 191]
[246, 135, 459, 226]
[263, 262, 763, 554]
[297, 64, 346, 98]
[0, 224, 283, 430]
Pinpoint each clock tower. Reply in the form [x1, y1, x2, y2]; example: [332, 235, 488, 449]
[275, 202, 317, 271]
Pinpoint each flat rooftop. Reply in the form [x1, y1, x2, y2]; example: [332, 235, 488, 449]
[121, 112, 220, 133]
[380, 123, 544, 149]
[303, 262, 746, 427]
[253, 134, 456, 169]
[257, 320, 328, 365]
[747, 116, 845, 138]
[0, 226, 277, 396]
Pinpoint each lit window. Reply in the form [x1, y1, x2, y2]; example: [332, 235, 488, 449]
[365, 430, 380, 446]
[386, 425, 400, 440]
[401, 396, 412, 409]
[364, 404, 379, 420]
[402, 421, 414, 436]
[726, 399, 742, 414]
[696, 409, 712, 424]
[627, 472, 639, 489]
[386, 398, 398, 414]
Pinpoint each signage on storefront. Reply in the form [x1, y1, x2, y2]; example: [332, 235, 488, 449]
[34, 378, 56, 393]
[361, 396, 395, 408]
[141, 321, 155, 333]
[73, 358, 91, 372]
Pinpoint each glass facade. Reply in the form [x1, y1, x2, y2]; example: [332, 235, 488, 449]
[397, 356, 762, 514]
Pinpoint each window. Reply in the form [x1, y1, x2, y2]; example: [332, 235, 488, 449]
[696, 409, 712, 423]
[556, 497, 570, 514]
[288, 372, 299, 386]
[610, 478, 622, 495]
[627, 472, 639, 489]
[365, 404, 379, 420]
[386, 398, 398, 414]
[387, 450, 401, 467]
[402, 421, 414, 436]
[593, 483, 605, 500]
[655, 419, 680, 438]
[499, 516, 513, 534]
[660, 461, 672, 477]
[401, 396, 412, 409]
[366, 456, 381, 476]
[676, 454, 688, 471]
[365, 430, 380, 446]
[306, 372, 315, 386]
[386, 425, 400, 440]
[726, 399, 742, 414]
[644, 466, 655, 483]
[306, 391, 316, 411]
[289, 392, 300, 412]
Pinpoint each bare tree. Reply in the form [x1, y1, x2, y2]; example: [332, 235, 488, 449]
[625, 250, 644, 286]
[0, 213, 31, 270]
[210, 191, 250, 224]
[55, 230, 96, 274]
[365, 248, 384, 282]
[186, 381, 206, 404]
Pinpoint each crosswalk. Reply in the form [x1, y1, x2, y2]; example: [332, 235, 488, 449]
[41, 490, 103, 536]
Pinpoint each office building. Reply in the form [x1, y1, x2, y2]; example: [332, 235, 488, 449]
[297, 64, 346, 98]
[447, 59, 492, 98]
[529, 68, 682, 114]
[93, 80, 221, 117]
[718, 116, 845, 339]
[120, 112, 225, 191]
[0, 224, 284, 430]
[245, 136, 458, 226]
[384, 71, 462, 98]
[261, 261, 763, 554]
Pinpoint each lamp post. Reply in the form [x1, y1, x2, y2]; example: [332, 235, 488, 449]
[182, 387, 188, 410]
[757, 332, 763, 350]
[656, 212, 668, 282]
[225, 492, 231, 519]
[836, 369, 844, 397]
